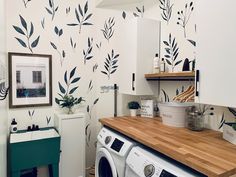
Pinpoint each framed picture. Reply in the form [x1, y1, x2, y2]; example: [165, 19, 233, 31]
[8, 52, 52, 108]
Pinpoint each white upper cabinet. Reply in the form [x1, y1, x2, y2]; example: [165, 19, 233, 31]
[96, 0, 143, 8]
[117, 18, 160, 95]
[196, 0, 236, 107]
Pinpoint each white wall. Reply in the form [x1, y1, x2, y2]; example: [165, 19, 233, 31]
[4, 0, 235, 177]
[0, 0, 8, 177]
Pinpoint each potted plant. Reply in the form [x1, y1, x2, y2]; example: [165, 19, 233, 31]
[128, 101, 140, 117]
[223, 108, 236, 145]
[55, 67, 84, 114]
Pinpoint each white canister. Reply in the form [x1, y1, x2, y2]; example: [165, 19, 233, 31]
[159, 102, 193, 127]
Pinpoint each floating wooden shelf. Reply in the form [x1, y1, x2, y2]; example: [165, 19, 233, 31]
[145, 71, 195, 81]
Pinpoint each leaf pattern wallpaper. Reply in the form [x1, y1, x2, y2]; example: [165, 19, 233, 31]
[13, 15, 40, 53]
[67, 1, 93, 34]
[6, 0, 231, 174]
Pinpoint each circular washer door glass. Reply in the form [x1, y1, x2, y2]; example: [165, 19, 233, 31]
[95, 148, 117, 177]
[99, 157, 113, 177]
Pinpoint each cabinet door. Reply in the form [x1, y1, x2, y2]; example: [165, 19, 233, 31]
[117, 19, 137, 95]
[60, 118, 85, 177]
[196, 0, 236, 107]
[117, 18, 160, 95]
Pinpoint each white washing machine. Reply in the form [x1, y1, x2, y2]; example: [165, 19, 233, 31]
[95, 127, 136, 177]
[125, 146, 207, 177]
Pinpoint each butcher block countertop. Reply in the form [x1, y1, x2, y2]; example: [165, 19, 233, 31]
[99, 116, 236, 177]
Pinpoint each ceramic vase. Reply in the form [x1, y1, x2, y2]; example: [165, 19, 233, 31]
[130, 109, 137, 117]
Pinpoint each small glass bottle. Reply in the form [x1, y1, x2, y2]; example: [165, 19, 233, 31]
[160, 58, 166, 73]
[186, 107, 204, 131]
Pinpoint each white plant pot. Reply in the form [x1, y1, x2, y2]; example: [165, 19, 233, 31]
[130, 109, 137, 117]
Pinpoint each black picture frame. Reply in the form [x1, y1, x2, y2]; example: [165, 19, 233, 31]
[8, 52, 52, 108]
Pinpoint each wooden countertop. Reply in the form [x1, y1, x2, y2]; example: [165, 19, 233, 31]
[100, 117, 236, 177]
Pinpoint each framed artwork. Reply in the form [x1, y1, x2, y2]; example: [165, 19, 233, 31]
[8, 52, 52, 108]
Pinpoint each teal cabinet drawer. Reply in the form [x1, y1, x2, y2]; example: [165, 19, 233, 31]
[10, 133, 60, 172]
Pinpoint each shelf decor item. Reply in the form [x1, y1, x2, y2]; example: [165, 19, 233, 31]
[159, 102, 193, 127]
[8, 53, 52, 108]
[128, 101, 140, 117]
[140, 99, 156, 118]
[187, 104, 214, 131]
[223, 108, 236, 145]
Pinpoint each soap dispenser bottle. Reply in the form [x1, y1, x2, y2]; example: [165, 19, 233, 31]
[153, 53, 160, 73]
[11, 118, 18, 133]
[160, 58, 166, 73]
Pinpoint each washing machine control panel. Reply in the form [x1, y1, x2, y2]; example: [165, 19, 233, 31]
[97, 127, 134, 157]
[111, 138, 124, 152]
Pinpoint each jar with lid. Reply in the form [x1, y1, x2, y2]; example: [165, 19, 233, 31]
[186, 107, 204, 131]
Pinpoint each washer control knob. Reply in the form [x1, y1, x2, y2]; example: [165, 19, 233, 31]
[144, 164, 155, 177]
[105, 136, 112, 145]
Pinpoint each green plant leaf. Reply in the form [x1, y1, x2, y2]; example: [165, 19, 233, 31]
[58, 82, 66, 94]
[55, 98, 60, 104]
[69, 87, 78, 94]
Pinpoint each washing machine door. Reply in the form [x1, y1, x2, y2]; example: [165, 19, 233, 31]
[95, 148, 117, 177]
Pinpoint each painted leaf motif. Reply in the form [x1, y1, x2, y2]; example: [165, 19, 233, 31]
[87, 105, 89, 113]
[59, 29, 63, 36]
[50, 42, 57, 50]
[54, 26, 59, 34]
[70, 67, 76, 79]
[93, 98, 99, 105]
[15, 37, 27, 47]
[101, 71, 107, 75]
[64, 71, 68, 84]
[19, 15, 27, 31]
[71, 77, 80, 83]
[175, 60, 182, 66]
[67, 23, 79, 26]
[45, 7, 53, 15]
[84, 1, 88, 14]
[31, 36, 40, 48]
[84, 14, 92, 21]
[78, 4, 83, 16]
[165, 59, 172, 65]
[29, 22, 34, 37]
[13, 26, 25, 35]
[62, 50, 66, 58]
[122, 11, 126, 19]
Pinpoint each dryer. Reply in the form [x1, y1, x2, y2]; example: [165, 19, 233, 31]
[125, 146, 207, 177]
[95, 127, 136, 177]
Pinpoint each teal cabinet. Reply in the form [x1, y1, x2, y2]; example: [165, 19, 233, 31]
[9, 128, 61, 177]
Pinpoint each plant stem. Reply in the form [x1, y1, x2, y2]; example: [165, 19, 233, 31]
[26, 33, 33, 53]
